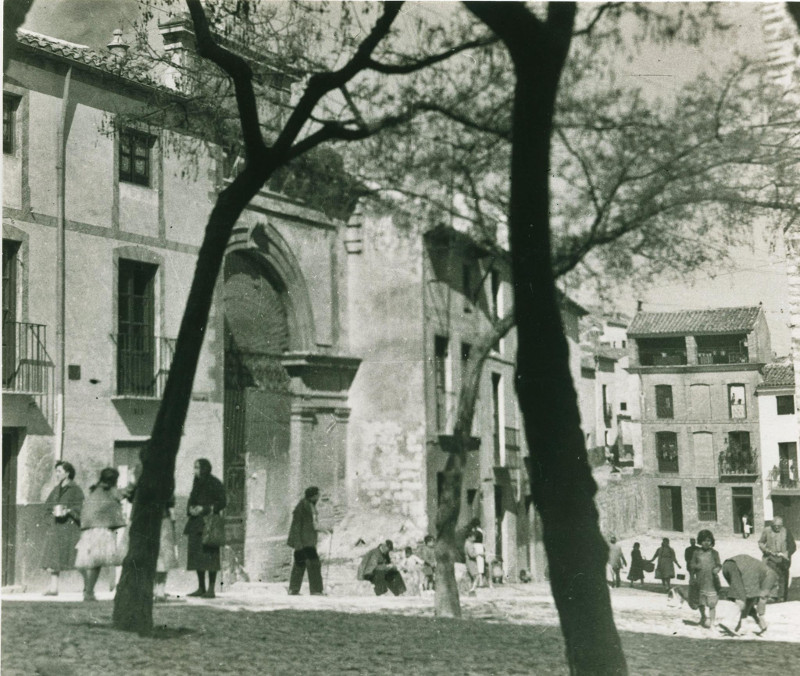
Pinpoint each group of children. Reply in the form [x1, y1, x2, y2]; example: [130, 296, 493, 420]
[609, 531, 778, 634]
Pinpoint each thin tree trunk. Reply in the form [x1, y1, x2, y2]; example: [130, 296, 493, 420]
[464, 3, 627, 673]
[112, 170, 267, 634]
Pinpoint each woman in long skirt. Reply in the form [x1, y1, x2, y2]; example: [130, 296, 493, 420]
[650, 537, 681, 591]
[41, 461, 84, 595]
[74, 468, 126, 601]
[627, 542, 645, 586]
[184, 459, 226, 598]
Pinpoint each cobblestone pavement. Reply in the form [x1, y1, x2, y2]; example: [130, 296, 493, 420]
[4, 580, 800, 675]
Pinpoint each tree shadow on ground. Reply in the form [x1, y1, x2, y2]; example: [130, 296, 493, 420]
[69, 620, 195, 639]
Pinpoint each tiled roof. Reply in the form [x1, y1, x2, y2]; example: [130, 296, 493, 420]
[16, 29, 166, 91]
[628, 306, 762, 336]
[759, 363, 795, 388]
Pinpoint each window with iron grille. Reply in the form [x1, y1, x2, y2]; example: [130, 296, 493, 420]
[697, 487, 717, 521]
[655, 385, 674, 419]
[119, 131, 153, 186]
[118, 259, 157, 395]
[3, 96, 19, 154]
[777, 395, 794, 416]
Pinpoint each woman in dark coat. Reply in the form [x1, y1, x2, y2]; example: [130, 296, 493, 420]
[184, 458, 226, 598]
[627, 542, 645, 586]
[41, 461, 84, 595]
[650, 537, 681, 591]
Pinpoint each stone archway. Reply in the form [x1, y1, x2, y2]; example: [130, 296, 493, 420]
[222, 247, 297, 578]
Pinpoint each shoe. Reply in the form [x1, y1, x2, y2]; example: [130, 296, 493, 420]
[43, 590, 58, 597]
[288, 590, 300, 596]
[310, 592, 326, 596]
[187, 589, 206, 597]
[83, 593, 97, 602]
[202, 590, 216, 599]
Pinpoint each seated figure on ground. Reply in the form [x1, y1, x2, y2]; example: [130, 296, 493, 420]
[357, 539, 406, 596]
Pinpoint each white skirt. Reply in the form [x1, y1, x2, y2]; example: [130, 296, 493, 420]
[75, 528, 123, 569]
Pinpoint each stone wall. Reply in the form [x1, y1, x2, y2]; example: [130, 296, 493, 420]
[595, 475, 649, 538]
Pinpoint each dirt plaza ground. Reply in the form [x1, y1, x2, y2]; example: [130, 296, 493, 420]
[4, 577, 800, 676]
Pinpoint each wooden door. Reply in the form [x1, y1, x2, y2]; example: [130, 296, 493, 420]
[659, 486, 683, 531]
[2, 428, 19, 586]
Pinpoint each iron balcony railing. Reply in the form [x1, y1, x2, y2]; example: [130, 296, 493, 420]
[719, 448, 758, 478]
[2, 321, 51, 394]
[112, 333, 176, 398]
[697, 350, 748, 365]
[766, 462, 800, 493]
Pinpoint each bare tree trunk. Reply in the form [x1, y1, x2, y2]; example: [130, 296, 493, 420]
[465, 3, 627, 673]
[112, 170, 267, 634]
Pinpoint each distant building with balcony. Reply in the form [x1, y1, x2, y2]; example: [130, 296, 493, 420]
[628, 305, 772, 536]
[756, 363, 800, 534]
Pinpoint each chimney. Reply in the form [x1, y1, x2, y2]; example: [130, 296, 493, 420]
[106, 29, 129, 58]
[158, 13, 196, 91]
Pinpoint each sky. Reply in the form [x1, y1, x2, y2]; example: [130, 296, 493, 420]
[19, 1, 791, 354]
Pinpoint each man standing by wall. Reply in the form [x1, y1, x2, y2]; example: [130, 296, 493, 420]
[287, 486, 329, 595]
[758, 515, 796, 602]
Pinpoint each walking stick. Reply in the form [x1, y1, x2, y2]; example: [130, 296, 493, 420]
[324, 528, 334, 592]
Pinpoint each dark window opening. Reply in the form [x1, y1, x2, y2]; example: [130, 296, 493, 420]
[3, 96, 19, 155]
[697, 487, 717, 521]
[492, 373, 502, 466]
[490, 269, 500, 321]
[637, 337, 687, 366]
[434, 335, 449, 432]
[462, 263, 472, 312]
[777, 395, 795, 416]
[656, 431, 679, 473]
[119, 131, 153, 186]
[655, 385, 674, 419]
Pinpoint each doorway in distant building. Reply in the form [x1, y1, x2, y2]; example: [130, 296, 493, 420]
[2, 428, 20, 586]
[494, 484, 504, 562]
[658, 486, 683, 531]
[772, 496, 800, 536]
[732, 487, 753, 535]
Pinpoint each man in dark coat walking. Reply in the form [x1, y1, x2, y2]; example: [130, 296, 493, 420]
[287, 486, 328, 595]
[357, 540, 406, 596]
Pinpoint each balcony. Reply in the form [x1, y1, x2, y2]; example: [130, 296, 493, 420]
[112, 334, 176, 399]
[718, 448, 759, 481]
[767, 463, 800, 495]
[2, 321, 52, 394]
[698, 350, 748, 365]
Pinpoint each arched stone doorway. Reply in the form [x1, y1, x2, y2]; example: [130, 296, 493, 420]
[223, 249, 294, 578]
[223, 220, 361, 580]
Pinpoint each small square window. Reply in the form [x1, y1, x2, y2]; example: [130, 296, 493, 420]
[620, 402, 628, 411]
[777, 395, 794, 416]
[119, 131, 153, 186]
[3, 95, 19, 155]
[697, 487, 717, 521]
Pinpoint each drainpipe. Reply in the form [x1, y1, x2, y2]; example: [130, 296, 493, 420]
[54, 66, 72, 460]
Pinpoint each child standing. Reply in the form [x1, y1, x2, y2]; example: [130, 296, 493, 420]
[689, 529, 722, 629]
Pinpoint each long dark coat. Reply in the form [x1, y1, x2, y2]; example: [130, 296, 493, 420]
[41, 481, 84, 571]
[184, 474, 226, 571]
